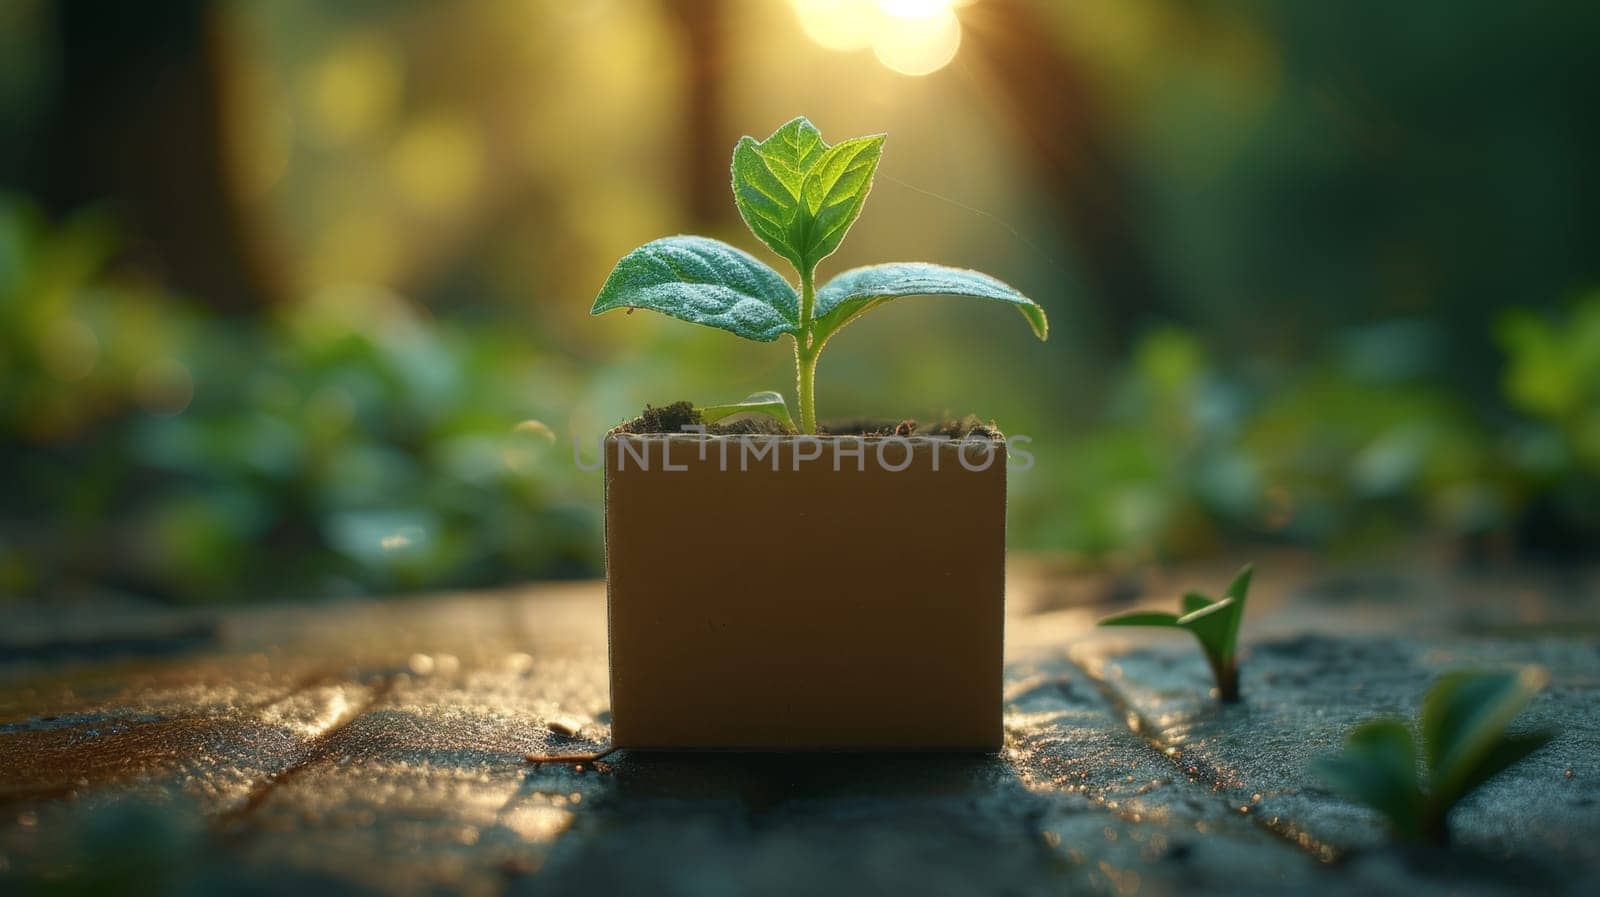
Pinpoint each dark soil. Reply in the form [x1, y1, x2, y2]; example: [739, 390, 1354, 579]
[612, 402, 792, 436]
[613, 402, 1002, 439]
[819, 416, 1003, 440]
[615, 401, 700, 434]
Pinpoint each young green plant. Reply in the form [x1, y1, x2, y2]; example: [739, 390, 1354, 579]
[1312, 668, 1554, 845]
[1097, 564, 1253, 702]
[589, 116, 1048, 433]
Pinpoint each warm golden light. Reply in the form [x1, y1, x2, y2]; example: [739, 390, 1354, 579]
[792, 0, 971, 76]
[877, 0, 958, 19]
[792, 0, 877, 51]
[299, 33, 403, 147]
[871, 6, 961, 76]
[387, 112, 484, 215]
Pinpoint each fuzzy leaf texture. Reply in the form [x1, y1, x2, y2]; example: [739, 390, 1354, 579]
[732, 117, 883, 274]
[814, 263, 1048, 342]
[590, 236, 798, 342]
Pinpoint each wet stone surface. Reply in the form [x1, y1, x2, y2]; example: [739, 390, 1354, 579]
[1, 558, 1597, 896]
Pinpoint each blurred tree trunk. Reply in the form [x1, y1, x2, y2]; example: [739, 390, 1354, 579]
[961, 0, 1166, 347]
[665, 0, 729, 229]
[38, 0, 281, 310]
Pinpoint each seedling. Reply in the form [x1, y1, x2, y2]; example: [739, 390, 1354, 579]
[1312, 668, 1554, 845]
[590, 116, 1048, 434]
[697, 390, 795, 431]
[1097, 564, 1253, 701]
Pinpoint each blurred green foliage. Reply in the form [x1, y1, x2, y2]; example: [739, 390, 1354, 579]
[0, 197, 598, 603]
[2, 192, 1595, 604]
[1494, 295, 1600, 551]
[1018, 307, 1598, 566]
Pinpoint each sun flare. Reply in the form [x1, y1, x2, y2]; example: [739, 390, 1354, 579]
[791, 0, 971, 76]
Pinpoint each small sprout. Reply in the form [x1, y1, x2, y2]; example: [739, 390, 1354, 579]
[1312, 668, 1555, 845]
[589, 116, 1048, 433]
[697, 390, 796, 432]
[1097, 564, 1253, 702]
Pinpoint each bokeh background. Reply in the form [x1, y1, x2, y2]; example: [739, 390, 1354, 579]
[2, 0, 1597, 605]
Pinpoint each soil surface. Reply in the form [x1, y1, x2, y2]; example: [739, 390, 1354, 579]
[614, 401, 1002, 439]
[819, 416, 1002, 440]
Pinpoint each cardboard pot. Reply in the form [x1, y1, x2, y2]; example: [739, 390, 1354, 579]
[603, 433, 1007, 751]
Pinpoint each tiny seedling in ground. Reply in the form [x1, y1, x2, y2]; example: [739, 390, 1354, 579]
[1312, 668, 1554, 846]
[1097, 564, 1253, 702]
[589, 116, 1048, 434]
[697, 390, 795, 431]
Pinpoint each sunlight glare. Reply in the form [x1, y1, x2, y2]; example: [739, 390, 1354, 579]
[871, 7, 961, 76]
[792, 0, 971, 76]
[792, 0, 877, 52]
[877, 0, 956, 19]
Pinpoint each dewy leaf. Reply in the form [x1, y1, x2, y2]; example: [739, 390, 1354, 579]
[698, 390, 796, 431]
[1312, 719, 1426, 839]
[1421, 668, 1548, 800]
[590, 235, 798, 342]
[797, 135, 884, 270]
[814, 263, 1049, 343]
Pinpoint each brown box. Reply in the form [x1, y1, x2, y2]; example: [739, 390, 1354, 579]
[603, 434, 1007, 751]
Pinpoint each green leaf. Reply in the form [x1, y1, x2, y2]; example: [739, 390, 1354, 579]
[1222, 564, 1254, 604]
[731, 118, 884, 275]
[1215, 564, 1253, 659]
[1452, 730, 1555, 799]
[1097, 610, 1183, 628]
[1180, 591, 1214, 615]
[813, 263, 1049, 344]
[797, 135, 884, 270]
[590, 236, 798, 342]
[733, 137, 804, 271]
[698, 390, 796, 431]
[752, 116, 826, 196]
[1176, 596, 1240, 664]
[1421, 668, 1548, 801]
[732, 117, 828, 272]
[1312, 719, 1426, 839]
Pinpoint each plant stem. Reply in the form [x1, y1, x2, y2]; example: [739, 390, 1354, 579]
[1419, 801, 1451, 847]
[797, 344, 818, 434]
[1206, 652, 1240, 703]
[796, 268, 818, 433]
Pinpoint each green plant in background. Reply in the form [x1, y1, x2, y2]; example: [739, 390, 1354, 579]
[1497, 294, 1600, 462]
[589, 117, 1048, 433]
[0, 197, 599, 603]
[1496, 296, 1600, 546]
[1312, 668, 1555, 845]
[1097, 564, 1253, 701]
